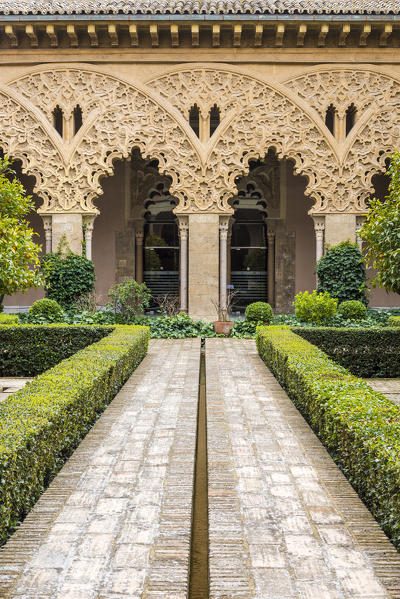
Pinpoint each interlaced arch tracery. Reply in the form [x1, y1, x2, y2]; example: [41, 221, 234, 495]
[0, 63, 399, 215]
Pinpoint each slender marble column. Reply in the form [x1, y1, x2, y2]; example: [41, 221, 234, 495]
[219, 217, 229, 317]
[41, 215, 52, 254]
[135, 229, 144, 284]
[84, 216, 96, 261]
[178, 216, 189, 312]
[313, 216, 325, 263]
[356, 216, 366, 253]
[267, 230, 276, 306]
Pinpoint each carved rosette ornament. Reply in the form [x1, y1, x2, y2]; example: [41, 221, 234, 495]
[0, 64, 398, 216]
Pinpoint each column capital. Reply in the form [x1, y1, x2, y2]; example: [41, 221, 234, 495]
[135, 230, 144, 244]
[312, 215, 326, 233]
[219, 215, 230, 240]
[83, 214, 96, 234]
[178, 215, 189, 241]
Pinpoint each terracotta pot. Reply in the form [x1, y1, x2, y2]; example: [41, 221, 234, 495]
[213, 320, 234, 335]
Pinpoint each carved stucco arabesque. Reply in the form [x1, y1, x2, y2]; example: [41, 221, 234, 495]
[0, 64, 399, 215]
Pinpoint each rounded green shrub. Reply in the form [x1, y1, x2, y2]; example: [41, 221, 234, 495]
[0, 314, 19, 325]
[28, 298, 64, 322]
[338, 300, 367, 321]
[245, 302, 273, 323]
[294, 290, 337, 324]
[316, 241, 368, 305]
[389, 315, 400, 327]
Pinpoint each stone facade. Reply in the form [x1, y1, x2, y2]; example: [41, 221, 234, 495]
[2, 5, 400, 317]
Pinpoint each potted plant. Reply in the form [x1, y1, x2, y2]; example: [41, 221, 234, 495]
[212, 290, 238, 335]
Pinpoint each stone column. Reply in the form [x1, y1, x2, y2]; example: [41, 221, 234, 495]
[312, 216, 326, 263]
[51, 213, 83, 254]
[356, 215, 366, 252]
[41, 215, 52, 254]
[178, 216, 189, 312]
[227, 219, 233, 287]
[135, 228, 144, 284]
[219, 216, 229, 317]
[83, 215, 96, 261]
[267, 229, 276, 306]
[188, 213, 219, 321]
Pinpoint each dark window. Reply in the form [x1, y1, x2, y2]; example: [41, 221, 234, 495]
[210, 104, 220, 137]
[325, 104, 336, 135]
[346, 104, 357, 136]
[74, 105, 83, 135]
[189, 104, 200, 137]
[53, 106, 63, 137]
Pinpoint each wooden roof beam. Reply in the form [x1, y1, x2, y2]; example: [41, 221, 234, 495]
[191, 24, 199, 46]
[233, 24, 242, 47]
[254, 23, 263, 46]
[212, 24, 220, 47]
[359, 23, 371, 46]
[297, 23, 307, 47]
[318, 23, 329, 47]
[275, 23, 285, 47]
[25, 24, 38, 47]
[108, 23, 118, 46]
[129, 23, 138, 46]
[339, 24, 350, 47]
[5, 24, 18, 47]
[46, 23, 58, 47]
[67, 24, 78, 47]
[87, 24, 98, 47]
[380, 24, 392, 47]
[171, 24, 179, 47]
[150, 24, 158, 47]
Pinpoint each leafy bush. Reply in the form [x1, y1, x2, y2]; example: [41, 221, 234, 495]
[245, 302, 273, 323]
[42, 251, 95, 308]
[293, 327, 400, 377]
[107, 278, 151, 322]
[337, 300, 367, 321]
[294, 290, 337, 324]
[0, 324, 149, 545]
[389, 316, 400, 327]
[316, 241, 368, 305]
[230, 319, 258, 338]
[256, 326, 400, 548]
[28, 298, 64, 323]
[0, 314, 19, 325]
[0, 325, 111, 376]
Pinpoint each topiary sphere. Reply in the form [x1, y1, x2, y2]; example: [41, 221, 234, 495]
[338, 300, 367, 321]
[29, 298, 64, 321]
[245, 302, 273, 323]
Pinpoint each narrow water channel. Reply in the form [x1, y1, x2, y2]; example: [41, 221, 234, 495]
[188, 340, 209, 599]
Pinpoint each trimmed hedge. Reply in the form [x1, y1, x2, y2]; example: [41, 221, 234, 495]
[389, 316, 400, 327]
[0, 324, 149, 545]
[256, 326, 400, 547]
[0, 325, 112, 376]
[0, 314, 19, 325]
[292, 327, 400, 377]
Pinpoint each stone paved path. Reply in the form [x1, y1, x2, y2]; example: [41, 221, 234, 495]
[367, 379, 400, 406]
[0, 339, 200, 599]
[206, 339, 400, 599]
[1, 338, 400, 599]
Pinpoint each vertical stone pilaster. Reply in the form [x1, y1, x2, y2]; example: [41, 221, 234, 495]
[266, 228, 276, 306]
[41, 215, 52, 254]
[188, 213, 219, 321]
[135, 228, 144, 284]
[324, 213, 356, 248]
[51, 213, 83, 254]
[219, 216, 229, 316]
[178, 215, 189, 312]
[83, 215, 96, 261]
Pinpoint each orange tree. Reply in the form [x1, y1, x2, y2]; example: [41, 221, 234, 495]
[0, 157, 42, 310]
[360, 151, 400, 295]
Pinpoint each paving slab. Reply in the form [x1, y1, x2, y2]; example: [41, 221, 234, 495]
[206, 339, 400, 599]
[0, 339, 200, 599]
[367, 379, 400, 406]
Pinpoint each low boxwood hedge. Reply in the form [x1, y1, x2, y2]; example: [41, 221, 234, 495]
[0, 324, 149, 545]
[292, 327, 400, 377]
[256, 326, 400, 547]
[389, 316, 400, 327]
[0, 325, 112, 376]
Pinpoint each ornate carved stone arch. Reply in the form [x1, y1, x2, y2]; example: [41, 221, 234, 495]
[8, 65, 203, 213]
[0, 85, 63, 207]
[148, 64, 340, 213]
[285, 66, 400, 211]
